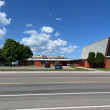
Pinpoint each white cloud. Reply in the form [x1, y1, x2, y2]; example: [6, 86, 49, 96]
[24, 30, 37, 35]
[0, 0, 5, 8]
[56, 18, 62, 21]
[0, 27, 6, 39]
[0, 12, 11, 26]
[26, 24, 33, 27]
[21, 26, 78, 55]
[55, 32, 60, 37]
[60, 46, 78, 53]
[0, 1, 11, 40]
[41, 26, 54, 33]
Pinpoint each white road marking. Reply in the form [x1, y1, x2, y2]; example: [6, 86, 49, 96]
[0, 92, 110, 97]
[15, 105, 110, 110]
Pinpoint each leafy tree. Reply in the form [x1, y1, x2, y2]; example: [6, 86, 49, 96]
[0, 49, 4, 62]
[96, 52, 104, 67]
[87, 52, 96, 67]
[23, 46, 33, 59]
[17, 44, 33, 65]
[2, 39, 18, 63]
[16, 44, 33, 60]
[2, 38, 33, 65]
[16, 44, 25, 61]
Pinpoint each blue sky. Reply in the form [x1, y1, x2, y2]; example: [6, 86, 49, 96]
[0, 0, 110, 59]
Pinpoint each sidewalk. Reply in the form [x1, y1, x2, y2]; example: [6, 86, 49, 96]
[76, 67, 97, 71]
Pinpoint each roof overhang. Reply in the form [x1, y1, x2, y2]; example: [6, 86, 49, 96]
[27, 58, 86, 61]
[27, 58, 73, 61]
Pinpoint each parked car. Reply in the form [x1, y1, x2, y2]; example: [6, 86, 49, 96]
[55, 64, 63, 69]
[45, 63, 50, 68]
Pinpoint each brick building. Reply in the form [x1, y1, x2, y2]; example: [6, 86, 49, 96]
[27, 56, 73, 66]
[27, 37, 110, 68]
[77, 37, 110, 68]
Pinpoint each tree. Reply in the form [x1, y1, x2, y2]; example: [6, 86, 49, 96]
[2, 38, 33, 65]
[87, 52, 96, 67]
[0, 49, 4, 62]
[96, 52, 104, 67]
[16, 44, 33, 60]
[16, 44, 33, 65]
[2, 39, 18, 64]
[23, 46, 33, 60]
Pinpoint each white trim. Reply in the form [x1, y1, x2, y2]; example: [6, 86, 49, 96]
[106, 56, 110, 58]
[27, 58, 85, 61]
[27, 59, 73, 61]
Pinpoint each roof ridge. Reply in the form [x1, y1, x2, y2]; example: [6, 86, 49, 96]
[83, 37, 110, 48]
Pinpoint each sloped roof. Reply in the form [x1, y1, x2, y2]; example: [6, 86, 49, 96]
[81, 37, 109, 59]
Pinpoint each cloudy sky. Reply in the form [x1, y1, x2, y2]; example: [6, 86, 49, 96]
[0, 0, 110, 58]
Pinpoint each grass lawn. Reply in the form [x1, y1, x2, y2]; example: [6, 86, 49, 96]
[0, 68, 92, 71]
[93, 68, 110, 71]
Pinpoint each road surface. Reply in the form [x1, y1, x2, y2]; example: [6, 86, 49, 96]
[0, 72, 110, 109]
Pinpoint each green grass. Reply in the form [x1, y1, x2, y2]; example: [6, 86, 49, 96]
[93, 68, 110, 71]
[0, 68, 92, 71]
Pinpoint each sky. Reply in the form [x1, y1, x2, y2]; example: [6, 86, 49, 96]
[0, 0, 110, 59]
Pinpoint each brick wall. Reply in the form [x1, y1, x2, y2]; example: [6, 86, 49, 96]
[34, 61, 42, 66]
[73, 60, 85, 67]
[105, 58, 109, 68]
[50, 61, 55, 66]
[84, 60, 90, 68]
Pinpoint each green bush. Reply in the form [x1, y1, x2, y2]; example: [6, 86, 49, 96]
[87, 52, 104, 68]
[96, 52, 104, 68]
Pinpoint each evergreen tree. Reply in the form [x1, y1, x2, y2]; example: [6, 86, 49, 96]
[96, 52, 104, 67]
[87, 52, 95, 67]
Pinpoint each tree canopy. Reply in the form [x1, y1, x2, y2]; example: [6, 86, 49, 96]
[1, 38, 33, 64]
[87, 52, 96, 64]
[87, 52, 105, 68]
[96, 52, 105, 64]
[0, 49, 4, 62]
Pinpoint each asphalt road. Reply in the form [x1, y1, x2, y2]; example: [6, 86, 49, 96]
[0, 72, 110, 109]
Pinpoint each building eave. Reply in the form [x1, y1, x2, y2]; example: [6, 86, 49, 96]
[27, 58, 74, 61]
[27, 58, 86, 61]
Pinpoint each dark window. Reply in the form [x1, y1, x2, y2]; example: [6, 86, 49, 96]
[30, 61, 34, 65]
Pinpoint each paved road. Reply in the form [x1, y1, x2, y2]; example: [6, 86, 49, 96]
[0, 72, 110, 109]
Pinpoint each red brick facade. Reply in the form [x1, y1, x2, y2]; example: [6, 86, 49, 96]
[105, 58, 109, 68]
[34, 61, 42, 66]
